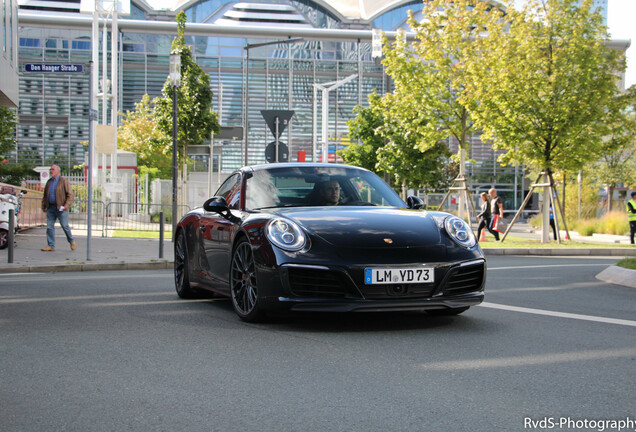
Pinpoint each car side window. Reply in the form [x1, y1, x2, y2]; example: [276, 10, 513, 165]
[215, 173, 241, 209]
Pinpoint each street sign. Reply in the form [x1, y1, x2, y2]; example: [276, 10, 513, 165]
[260, 110, 294, 139]
[24, 63, 85, 73]
[265, 141, 289, 163]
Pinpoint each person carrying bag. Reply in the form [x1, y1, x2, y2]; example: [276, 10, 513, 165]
[489, 188, 505, 235]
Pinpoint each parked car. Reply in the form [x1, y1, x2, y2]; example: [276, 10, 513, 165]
[174, 163, 485, 322]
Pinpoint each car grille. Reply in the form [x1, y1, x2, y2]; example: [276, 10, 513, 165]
[362, 284, 436, 299]
[442, 262, 485, 296]
[287, 267, 348, 298]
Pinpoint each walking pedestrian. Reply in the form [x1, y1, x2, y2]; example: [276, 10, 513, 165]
[549, 205, 557, 241]
[489, 188, 504, 219]
[627, 191, 636, 245]
[41, 164, 76, 251]
[477, 192, 499, 241]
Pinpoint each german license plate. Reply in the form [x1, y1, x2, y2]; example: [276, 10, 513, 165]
[364, 267, 434, 285]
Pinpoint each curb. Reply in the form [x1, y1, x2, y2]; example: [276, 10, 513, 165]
[2, 248, 634, 274]
[482, 248, 636, 257]
[596, 266, 636, 289]
[0, 261, 172, 274]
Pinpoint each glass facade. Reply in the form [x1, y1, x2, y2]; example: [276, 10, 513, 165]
[12, 0, 522, 201]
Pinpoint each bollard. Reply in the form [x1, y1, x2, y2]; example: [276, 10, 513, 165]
[159, 211, 164, 259]
[8, 209, 14, 263]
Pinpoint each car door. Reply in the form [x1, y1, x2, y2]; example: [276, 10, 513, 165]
[201, 173, 242, 284]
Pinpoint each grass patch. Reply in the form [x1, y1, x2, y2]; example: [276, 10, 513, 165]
[111, 230, 172, 240]
[616, 258, 636, 270]
[479, 235, 634, 249]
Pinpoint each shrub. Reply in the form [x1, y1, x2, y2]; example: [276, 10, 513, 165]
[0, 163, 35, 185]
[598, 211, 628, 235]
[151, 212, 172, 223]
[575, 219, 598, 236]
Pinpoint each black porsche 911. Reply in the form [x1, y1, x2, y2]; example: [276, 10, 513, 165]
[174, 163, 485, 322]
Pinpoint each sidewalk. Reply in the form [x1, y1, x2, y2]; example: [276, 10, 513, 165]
[0, 223, 634, 274]
[0, 227, 172, 274]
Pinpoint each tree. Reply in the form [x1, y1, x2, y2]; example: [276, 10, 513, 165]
[154, 11, 220, 164]
[591, 86, 636, 211]
[341, 91, 387, 172]
[342, 91, 452, 197]
[465, 0, 625, 240]
[467, 0, 624, 176]
[118, 94, 172, 180]
[0, 107, 17, 158]
[380, 0, 493, 215]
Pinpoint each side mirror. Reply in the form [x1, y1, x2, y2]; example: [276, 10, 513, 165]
[203, 196, 240, 223]
[204, 196, 229, 213]
[406, 196, 424, 210]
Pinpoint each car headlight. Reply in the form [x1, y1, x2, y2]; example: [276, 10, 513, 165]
[444, 216, 476, 248]
[266, 218, 307, 252]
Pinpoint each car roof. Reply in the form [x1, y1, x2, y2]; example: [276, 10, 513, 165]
[242, 163, 371, 173]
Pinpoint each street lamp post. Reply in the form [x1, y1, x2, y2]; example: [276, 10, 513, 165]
[312, 74, 358, 163]
[169, 53, 181, 237]
[243, 38, 303, 166]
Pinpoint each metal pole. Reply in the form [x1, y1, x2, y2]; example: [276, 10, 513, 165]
[172, 85, 178, 239]
[322, 88, 328, 163]
[87, 61, 94, 261]
[7, 209, 14, 263]
[159, 211, 164, 258]
[208, 133, 213, 197]
[312, 85, 317, 162]
[244, 48, 249, 166]
[275, 116, 279, 163]
[111, 0, 119, 181]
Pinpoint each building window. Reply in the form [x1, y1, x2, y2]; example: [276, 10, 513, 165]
[123, 42, 145, 52]
[72, 40, 91, 50]
[20, 38, 42, 48]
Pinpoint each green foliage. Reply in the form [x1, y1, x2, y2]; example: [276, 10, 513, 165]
[154, 11, 220, 165]
[571, 211, 628, 236]
[0, 163, 35, 185]
[562, 170, 600, 222]
[380, 0, 490, 158]
[616, 258, 636, 270]
[572, 218, 599, 236]
[151, 211, 172, 223]
[341, 91, 386, 171]
[118, 94, 172, 180]
[341, 91, 452, 192]
[465, 0, 625, 174]
[589, 86, 636, 210]
[0, 107, 17, 157]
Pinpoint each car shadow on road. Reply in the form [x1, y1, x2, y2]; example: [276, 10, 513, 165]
[166, 293, 497, 333]
[260, 310, 495, 333]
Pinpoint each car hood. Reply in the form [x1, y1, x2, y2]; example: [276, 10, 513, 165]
[271, 207, 442, 248]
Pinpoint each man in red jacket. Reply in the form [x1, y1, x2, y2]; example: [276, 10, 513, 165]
[41, 165, 76, 251]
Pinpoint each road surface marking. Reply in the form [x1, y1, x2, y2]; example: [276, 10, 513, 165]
[418, 347, 636, 370]
[479, 302, 636, 327]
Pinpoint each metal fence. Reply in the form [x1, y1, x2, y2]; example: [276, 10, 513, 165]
[17, 196, 191, 238]
[103, 202, 191, 237]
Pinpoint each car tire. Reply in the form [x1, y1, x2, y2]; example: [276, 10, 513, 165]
[230, 238, 265, 322]
[174, 231, 196, 299]
[426, 307, 470, 316]
[0, 229, 7, 250]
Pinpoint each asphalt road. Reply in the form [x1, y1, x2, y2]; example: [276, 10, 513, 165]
[1, 256, 634, 432]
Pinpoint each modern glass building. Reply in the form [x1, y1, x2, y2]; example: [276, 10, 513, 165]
[9, 0, 629, 210]
[0, 0, 18, 108]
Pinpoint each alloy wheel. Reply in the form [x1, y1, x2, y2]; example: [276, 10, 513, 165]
[230, 241, 259, 318]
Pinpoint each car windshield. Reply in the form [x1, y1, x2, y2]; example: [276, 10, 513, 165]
[245, 166, 406, 210]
